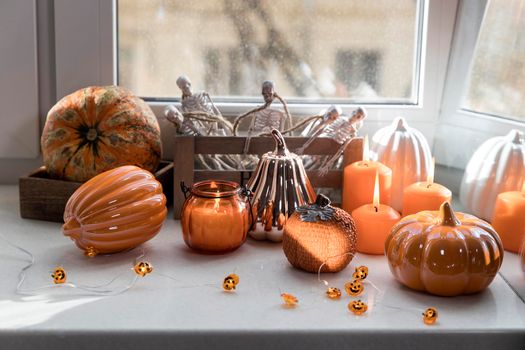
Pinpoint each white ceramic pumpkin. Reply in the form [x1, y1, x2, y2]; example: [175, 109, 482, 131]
[460, 129, 525, 221]
[370, 117, 432, 211]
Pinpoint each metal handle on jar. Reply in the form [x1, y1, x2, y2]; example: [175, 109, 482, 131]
[180, 181, 191, 199]
[240, 184, 255, 231]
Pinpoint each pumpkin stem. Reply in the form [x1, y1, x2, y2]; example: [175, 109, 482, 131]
[271, 129, 289, 156]
[509, 129, 524, 144]
[394, 117, 407, 132]
[437, 202, 460, 226]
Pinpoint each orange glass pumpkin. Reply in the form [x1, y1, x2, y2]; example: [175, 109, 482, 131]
[385, 202, 503, 296]
[63, 165, 167, 255]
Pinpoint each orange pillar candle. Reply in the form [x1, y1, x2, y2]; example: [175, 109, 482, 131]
[492, 186, 525, 253]
[343, 136, 392, 214]
[402, 158, 452, 216]
[352, 173, 401, 255]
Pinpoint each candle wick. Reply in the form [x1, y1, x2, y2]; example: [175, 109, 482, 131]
[374, 206, 378, 212]
[426, 183, 432, 189]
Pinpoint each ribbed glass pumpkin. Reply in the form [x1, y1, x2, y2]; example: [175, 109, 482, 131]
[42, 86, 162, 182]
[370, 117, 432, 211]
[63, 165, 167, 255]
[460, 129, 525, 221]
[385, 202, 503, 297]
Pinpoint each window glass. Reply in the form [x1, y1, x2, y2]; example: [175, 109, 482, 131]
[118, 0, 422, 103]
[463, 0, 525, 120]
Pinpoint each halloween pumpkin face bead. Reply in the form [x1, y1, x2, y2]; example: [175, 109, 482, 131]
[353, 266, 368, 280]
[326, 287, 342, 299]
[348, 300, 368, 315]
[134, 262, 153, 277]
[51, 267, 67, 284]
[222, 274, 239, 291]
[345, 280, 364, 296]
[422, 307, 438, 325]
[281, 293, 298, 307]
[84, 246, 98, 258]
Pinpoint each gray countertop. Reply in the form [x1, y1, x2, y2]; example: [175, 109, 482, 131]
[0, 185, 524, 350]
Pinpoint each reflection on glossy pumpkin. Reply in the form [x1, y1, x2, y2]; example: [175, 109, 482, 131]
[385, 202, 503, 297]
[63, 166, 167, 254]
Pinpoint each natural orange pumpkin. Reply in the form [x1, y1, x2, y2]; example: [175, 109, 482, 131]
[63, 165, 167, 255]
[42, 86, 162, 182]
[385, 202, 503, 296]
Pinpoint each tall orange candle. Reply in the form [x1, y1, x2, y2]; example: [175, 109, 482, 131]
[342, 136, 392, 214]
[352, 173, 401, 255]
[401, 158, 452, 216]
[492, 184, 525, 253]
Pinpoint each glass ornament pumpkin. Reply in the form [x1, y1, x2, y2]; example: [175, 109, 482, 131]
[248, 129, 316, 242]
[385, 202, 503, 297]
[370, 117, 432, 212]
[63, 166, 167, 255]
[181, 180, 251, 253]
[460, 129, 525, 221]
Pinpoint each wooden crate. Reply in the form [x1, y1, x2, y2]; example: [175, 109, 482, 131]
[173, 136, 363, 219]
[19, 161, 174, 223]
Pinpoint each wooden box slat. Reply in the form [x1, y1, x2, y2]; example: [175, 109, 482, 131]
[173, 136, 363, 219]
[19, 161, 174, 223]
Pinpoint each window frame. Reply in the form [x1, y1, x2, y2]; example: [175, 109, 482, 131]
[435, 0, 525, 170]
[54, 0, 458, 160]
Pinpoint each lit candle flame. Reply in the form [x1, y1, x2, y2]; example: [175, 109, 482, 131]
[210, 181, 218, 190]
[427, 157, 435, 184]
[210, 181, 220, 210]
[363, 135, 370, 162]
[373, 171, 380, 211]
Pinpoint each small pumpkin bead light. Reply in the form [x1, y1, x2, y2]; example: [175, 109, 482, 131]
[51, 267, 67, 284]
[326, 287, 342, 299]
[422, 307, 438, 325]
[222, 274, 240, 291]
[134, 262, 153, 277]
[353, 266, 368, 280]
[345, 280, 364, 296]
[348, 300, 368, 315]
[281, 293, 298, 307]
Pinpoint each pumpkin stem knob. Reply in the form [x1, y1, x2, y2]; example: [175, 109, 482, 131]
[394, 117, 407, 132]
[509, 129, 524, 144]
[315, 194, 331, 208]
[86, 128, 98, 141]
[271, 129, 289, 156]
[437, 202, 460, 226]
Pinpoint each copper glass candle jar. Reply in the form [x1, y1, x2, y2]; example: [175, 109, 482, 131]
[181, 180, 251, 253]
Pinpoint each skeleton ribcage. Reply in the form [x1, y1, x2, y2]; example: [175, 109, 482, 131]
[181, 93, 214, 114]
[320, 116, 355, 144]
[252, 109, 284, 133]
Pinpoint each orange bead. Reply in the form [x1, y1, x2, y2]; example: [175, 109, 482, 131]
[134, 262, 153, 277]
[348, 300, 368, 315]
[422, 307, 438, 325]
[281, 293, 298, 307]
[51, 267, 67, 284]
[345, 280, 364, 296]
[326, 287, 342, 299]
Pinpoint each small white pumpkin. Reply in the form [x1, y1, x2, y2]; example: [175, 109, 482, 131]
[460, 129, 525, 221]
[370, 117, 432, 211]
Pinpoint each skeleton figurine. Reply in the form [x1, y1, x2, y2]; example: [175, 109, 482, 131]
[298, 107, 367, 175]
[176, 75, 233, 135]
[164, 76, 237, 170]
[233, 81, 292, 155]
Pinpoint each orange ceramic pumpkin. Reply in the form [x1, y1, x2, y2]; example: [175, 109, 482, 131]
[385, 202, 503, 296]
[42, 86, 162, 182]
[63, 166, 167, 255]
